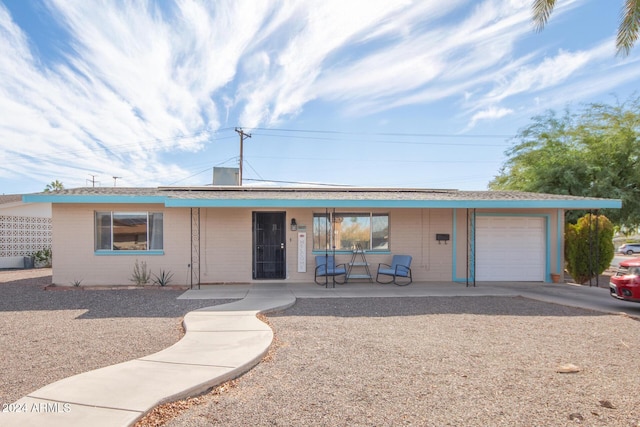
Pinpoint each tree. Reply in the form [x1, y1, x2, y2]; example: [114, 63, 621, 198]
[44, 180, 64, 192]
[532, 0, 640, 56]
[565, 213, 614, 284]
[490, 96, 640, 229]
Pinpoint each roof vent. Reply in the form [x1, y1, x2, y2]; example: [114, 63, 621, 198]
[213, 167, 239, 186]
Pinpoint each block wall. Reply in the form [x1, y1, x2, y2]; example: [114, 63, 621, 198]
[0, 215, 52, 257]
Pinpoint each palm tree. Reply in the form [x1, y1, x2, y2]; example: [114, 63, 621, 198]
[532, 0, 640, 56]
[44, 180, 64, 192]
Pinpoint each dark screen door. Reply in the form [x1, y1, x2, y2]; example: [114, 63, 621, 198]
[253, 212, 286, 279]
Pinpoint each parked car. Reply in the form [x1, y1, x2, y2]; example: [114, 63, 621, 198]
[609, 258, 640, 303]
[617, 243, 640, 255]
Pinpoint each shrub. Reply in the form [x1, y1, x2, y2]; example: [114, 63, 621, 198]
[565, 213, 614, 284]
[130, 260, 151, 285]
[33, 247, 52, 267]
[152, 269, 174, 287]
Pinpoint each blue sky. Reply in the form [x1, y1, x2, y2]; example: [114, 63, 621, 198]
[1, 0, 638, 194]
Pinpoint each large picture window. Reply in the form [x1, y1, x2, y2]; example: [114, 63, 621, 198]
[95, 212, 163, 251]
[313, 212, 389, 251]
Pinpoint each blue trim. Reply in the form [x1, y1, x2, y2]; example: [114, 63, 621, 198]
[95, 250, 164, 256]
[452, 209, 459, 282]
[556, 209, 563, 276]
[451, 209, 477, 283]
[165, 198, 622, 209]
[23, 193, 621, 210]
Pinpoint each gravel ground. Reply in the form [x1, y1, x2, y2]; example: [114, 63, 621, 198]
[164, 297, 640, 427]
[3, 269, 640, 426]
[0, 269, 235, 405]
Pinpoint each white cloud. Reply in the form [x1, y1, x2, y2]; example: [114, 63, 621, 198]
[0, 0, 636, 190]
[313, 0, 535, 115]
[484, 49, 592, 103]
[0, 0, 265, 186]
[467, 106, 514, 129]
[237, 0, 419, 126]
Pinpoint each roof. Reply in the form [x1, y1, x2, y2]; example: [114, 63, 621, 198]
[22, 186, 622, 210]
[0, 194, 24, 205]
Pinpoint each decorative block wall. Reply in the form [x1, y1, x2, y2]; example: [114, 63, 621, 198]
[0, 215, 52, 257]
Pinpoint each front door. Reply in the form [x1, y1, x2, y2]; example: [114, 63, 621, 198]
[253, 212, 286, 279]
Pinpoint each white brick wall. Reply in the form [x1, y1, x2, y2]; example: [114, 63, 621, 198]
[0, 215, 52, 257]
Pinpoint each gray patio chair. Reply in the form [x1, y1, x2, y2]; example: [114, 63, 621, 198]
[376, 255, 412, 286]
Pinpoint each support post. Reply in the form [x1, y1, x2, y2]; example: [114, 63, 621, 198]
[466, 208, 476, 287]
[190, 208, 201, 289]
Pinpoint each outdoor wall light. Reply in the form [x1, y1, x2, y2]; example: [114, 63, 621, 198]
[290, 218, 297, 231]
[436, 233, 450, 244]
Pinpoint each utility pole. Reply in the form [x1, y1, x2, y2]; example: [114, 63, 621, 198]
[87, 174, 98, 187]
[112, 176, 121, 187]
[234, 127, 251, 186]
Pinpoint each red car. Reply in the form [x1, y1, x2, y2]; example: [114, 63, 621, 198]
[610, 258, 640, 303]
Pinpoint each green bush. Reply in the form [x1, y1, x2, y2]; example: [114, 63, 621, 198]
[152, 269, 174, 287]
[33, 247, 52, 267]
[565, 213, 614, 284]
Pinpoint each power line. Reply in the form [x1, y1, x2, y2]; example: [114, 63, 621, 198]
[248, 127, 514, 139]
[243, 178, 354, 186]
[167, 156, 240, 185]
[243, 159, 265, 181]
[0, 126, 511, 166]
[249, 132, 510, 147]
[248, 154, 502, 164]
[0, 129, 237, 164]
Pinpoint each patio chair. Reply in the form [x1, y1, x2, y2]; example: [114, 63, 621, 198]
[376, 255, 412, 286]
[314, 255, 347, 287]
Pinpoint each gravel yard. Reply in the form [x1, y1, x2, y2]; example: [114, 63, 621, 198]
[3, 269, 640, 426]
[164, 297, 640, 427]
[0, 269, 234, 405]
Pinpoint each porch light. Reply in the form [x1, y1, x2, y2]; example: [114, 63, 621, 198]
[290, 218, 297, 231]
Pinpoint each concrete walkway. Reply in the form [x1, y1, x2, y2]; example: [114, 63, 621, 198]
[0, 287, 295, 427]
[3, 281, 640, 426]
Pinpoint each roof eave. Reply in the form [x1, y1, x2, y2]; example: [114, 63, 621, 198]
[22, 193, 622, 210]
[164, 198, 622, 209]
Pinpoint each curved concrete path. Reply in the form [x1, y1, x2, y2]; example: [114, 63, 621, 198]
[3, 280, 640, 426]
[0, 288, 295, 427]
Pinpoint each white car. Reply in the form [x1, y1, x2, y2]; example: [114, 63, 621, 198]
[618, 243, 640, 255]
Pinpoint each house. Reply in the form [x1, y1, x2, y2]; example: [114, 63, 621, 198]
[0, 194, 52, 269]
[23, 186, 621, 286]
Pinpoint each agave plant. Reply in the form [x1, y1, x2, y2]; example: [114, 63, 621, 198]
[152, 269, 174, 287]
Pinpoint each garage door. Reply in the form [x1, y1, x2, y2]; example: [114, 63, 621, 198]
[476, 216, 545, 281]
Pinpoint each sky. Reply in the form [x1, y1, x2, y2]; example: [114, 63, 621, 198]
[1, 0, 639, 194]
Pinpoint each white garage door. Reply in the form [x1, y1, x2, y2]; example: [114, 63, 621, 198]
[476, 216, 545, 281]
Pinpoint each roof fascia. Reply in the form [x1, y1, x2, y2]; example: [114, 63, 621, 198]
[165, 198, 622, 209]
[21, 193, 622, 210]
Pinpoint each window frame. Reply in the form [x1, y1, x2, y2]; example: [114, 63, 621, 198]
[312, 212, 390, 253]
[94, 211, 164, 255]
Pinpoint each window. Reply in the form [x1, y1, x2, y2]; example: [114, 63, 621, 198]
[95, 212, 163, 251]
[313, 213, 389, 251]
